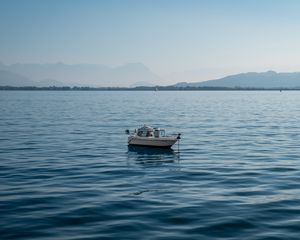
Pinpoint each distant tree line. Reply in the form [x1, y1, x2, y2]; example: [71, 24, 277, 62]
[0, 85, 299, 91]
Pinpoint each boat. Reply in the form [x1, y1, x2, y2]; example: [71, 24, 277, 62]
[126, 125, 181, 148]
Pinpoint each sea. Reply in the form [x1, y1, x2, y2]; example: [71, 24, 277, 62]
[1, 90, 300, 240]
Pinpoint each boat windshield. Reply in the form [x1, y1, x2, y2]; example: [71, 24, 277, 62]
[160, 130, 165, 136]
[137, 129, 154, 137]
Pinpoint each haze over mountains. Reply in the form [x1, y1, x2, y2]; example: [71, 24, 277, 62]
[0, 62, 160, 87]
[1, 62, 300, 88]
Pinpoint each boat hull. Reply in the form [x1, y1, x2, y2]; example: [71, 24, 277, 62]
[128, 136, 178, 148]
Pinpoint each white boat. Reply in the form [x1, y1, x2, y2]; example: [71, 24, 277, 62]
[126, 125, 181, 148]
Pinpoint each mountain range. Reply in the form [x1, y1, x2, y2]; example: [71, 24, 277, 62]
[0, 62, 160, 87]
[174, 71, 300, 88]
[1, 61, 300, 88]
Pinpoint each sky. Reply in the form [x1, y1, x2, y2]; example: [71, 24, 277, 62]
[1, 0, 300, 82]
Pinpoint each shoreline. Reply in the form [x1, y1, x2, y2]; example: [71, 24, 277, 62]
[0, 86, 299, 91]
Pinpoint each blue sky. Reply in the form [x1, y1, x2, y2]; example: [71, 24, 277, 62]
[1, 0, 300, 81]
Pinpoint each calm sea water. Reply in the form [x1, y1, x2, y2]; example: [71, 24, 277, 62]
[1, 91, 300, 239]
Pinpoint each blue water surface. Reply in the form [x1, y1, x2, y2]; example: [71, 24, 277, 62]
[1, 91, 300, 239]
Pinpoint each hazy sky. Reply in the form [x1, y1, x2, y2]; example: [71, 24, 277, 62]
[1, 0, 300, 81]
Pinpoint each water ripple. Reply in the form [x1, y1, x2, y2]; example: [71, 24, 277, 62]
[1, 91, 300, 239]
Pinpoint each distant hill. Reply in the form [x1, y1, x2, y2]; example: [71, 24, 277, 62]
[0, 70, 36, 86]
[3, 65, 300, 89]
[175, 71, 300, 88]
[0, 70, 67, 87]
[0, 62, 160, 87]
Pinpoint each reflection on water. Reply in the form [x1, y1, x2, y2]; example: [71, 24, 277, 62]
[127, 145, 180, 165]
